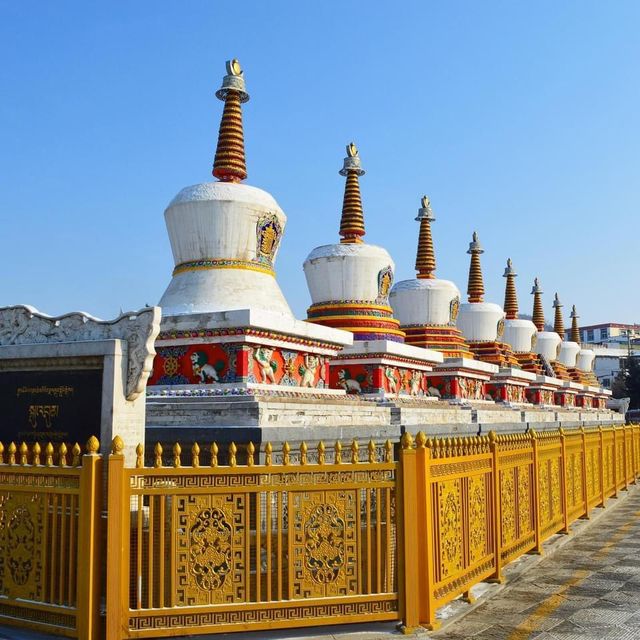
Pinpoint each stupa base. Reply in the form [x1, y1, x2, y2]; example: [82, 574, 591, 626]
[402, 325, 475, 359]
[467, 340, 520, 368]
[549, 360, 572, 381]
[514, 352, 545, 376]
[526, 375, 564, 407]
[327, 339, 443, 399]
[576, 385, 611, 410]
[486, 367, 537, 404]
[429, 358, 499, 401]
[554, 380, 582, 408]
[149, 309, 352, 395]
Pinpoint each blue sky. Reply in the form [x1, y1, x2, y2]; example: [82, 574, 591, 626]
[1, 1, 639, 325]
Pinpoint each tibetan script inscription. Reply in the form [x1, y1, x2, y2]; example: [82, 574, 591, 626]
[0, 369, 102, 444]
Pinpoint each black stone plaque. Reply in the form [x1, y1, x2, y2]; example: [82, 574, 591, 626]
[0, 369, 103, 445]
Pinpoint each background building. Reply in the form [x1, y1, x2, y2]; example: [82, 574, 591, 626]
[570, 323, 640, 388]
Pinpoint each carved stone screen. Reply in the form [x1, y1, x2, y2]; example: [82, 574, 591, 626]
[0, 368, 103, 445]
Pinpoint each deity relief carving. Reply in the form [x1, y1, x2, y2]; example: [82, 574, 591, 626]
[254, 347, 277, 384]
[496, 318, 505, 339]
[189, 507, 233, 591]
[304, 503, 346, 585]
[300, 354, 321, 388]
[190, 351, 220, 383]
[449, 297, 460, 325]
[256, 215, 282, 264]
[376, 266, 394, 303]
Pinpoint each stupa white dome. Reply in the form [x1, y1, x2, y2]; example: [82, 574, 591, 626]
[304, 243, 394, 305]
[390, 278, 460, 327]
[159, 182, 293, 317]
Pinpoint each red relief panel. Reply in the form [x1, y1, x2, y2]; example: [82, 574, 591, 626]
[329, 363, 373, 394]
[149, 344, 232, 385]
[249, 347, 327, 388]
[427, 375, 455, 399]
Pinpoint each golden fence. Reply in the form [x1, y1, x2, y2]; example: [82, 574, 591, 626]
[0, 438, 102, 639]
[0, 425, 637, 639]
[401, 425, 640, 631]
[106, 436, 400, 638]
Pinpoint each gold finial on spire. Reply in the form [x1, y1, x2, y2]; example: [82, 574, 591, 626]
[415, 195, 436, 279]
[570, 305, 581, 345]
[212, 59, 250, 183]
[338, 142, 366, 243]
[531, 277, 545, 331]
[466, 231, 485, 303]
[553, 293, 565, 339]
[503, 258, 518, 319]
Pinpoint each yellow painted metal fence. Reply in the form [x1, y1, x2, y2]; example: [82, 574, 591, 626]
[401, 425, 640, 631]
[0, 425, 638, 638]
[0, 438, 102, 639]
[106, 437, 400, 638]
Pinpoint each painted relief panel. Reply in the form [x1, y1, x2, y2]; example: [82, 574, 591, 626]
[381, 367, 428, 396]
[150, 344, 236, 386]
[330, 365, 374, 394]
[249, 348, 326, 388]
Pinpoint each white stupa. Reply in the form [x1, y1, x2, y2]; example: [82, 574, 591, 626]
[149, 60, 351, 394]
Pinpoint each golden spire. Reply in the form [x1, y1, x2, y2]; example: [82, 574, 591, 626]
[502, 258, 518, 320]
[213, 59, 249, 183]
[570, 305, 581, 345]
[415, 196, 436, 278]
[339, 143, 366, 243]
[553, 293, 565, 339]
[531, 278, 545, 331]
[466, 231, 484, 303]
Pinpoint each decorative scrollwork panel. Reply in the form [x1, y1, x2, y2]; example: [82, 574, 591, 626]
[0, 491, 44, 602]
[290, 490, 358, 599]
[175, 493, 246, 606]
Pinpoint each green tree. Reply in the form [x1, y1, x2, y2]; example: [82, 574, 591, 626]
[611, 368, 628, 399]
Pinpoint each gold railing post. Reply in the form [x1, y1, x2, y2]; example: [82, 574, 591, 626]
[612, 427, 618, 498]
[398, 432, 421, 634]
[580, 427, 589, 519]
[623, 426, 629, 490]
[598, 426, 605, 507]
[631, 425, 637, 481]
[106, 436, 127, 640]
[487, 431, 504, 583]
[559, 429, 570, 534]
[416, 433, 439, 630]
[76, 437, 103, 640]
[631, 424, 638, 484]
[531, 430, 543, 554]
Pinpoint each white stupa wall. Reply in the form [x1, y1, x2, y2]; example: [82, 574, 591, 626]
[535, 331, 562, 361]
[558, 341, 581, 368]
[457, 302, 504, 342]
[304, 243, 394, 304]
[503, 318, 537, 353]
[159, 182, 294, 317]
[390, 278, 460, 326]
[577, 348, 596, 372]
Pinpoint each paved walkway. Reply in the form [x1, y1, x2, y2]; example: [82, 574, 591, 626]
[2, 488, 640, 640]
[434, 485, 640, 639]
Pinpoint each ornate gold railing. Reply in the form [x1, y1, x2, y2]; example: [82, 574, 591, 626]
[0, 425, 637, 638]
[400, 424, 640, 631]
[0, 438, 102, 639]
[106, 437, 400, 638]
